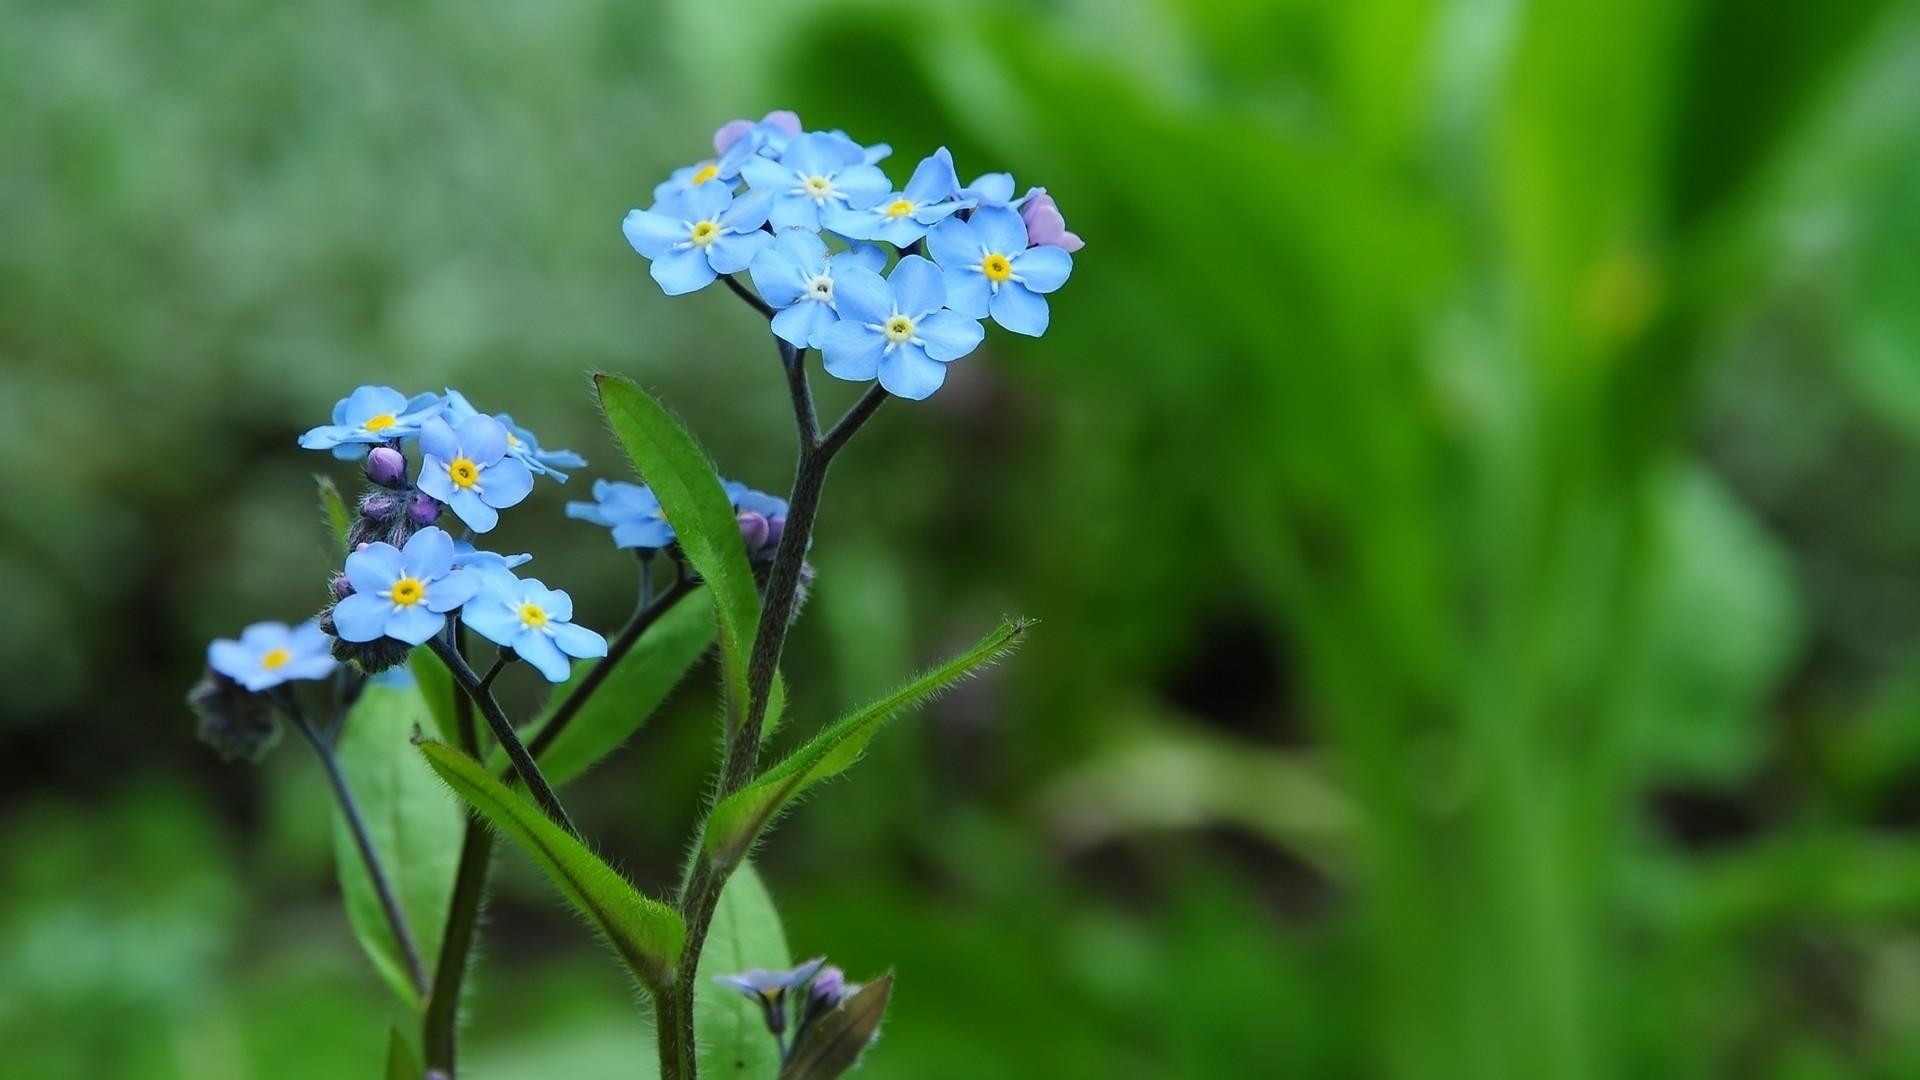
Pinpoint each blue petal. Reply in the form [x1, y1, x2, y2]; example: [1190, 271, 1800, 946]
[784, 132, 862, 178]
[290, 620, 332, 656]
[297, 424, 352, 450]
[426, 568, 481, 613]
[768, 192, 823, 232]
[877, 345, 948, 400]
[707, 230, 771, 276]
[835, 241, 888, 274]
[525, 581, 571, 622]
[834, 164, 891, 209]
[401, 527, 455, 581]
[516, 631, 571, 682]
[208, 640, 253, 682]
[868, 214, 931, 247]
[888, 255, 946, 319]
[718, 188, 773, 232]
[651, 247, 717, 295]
[829, 265, 891, 326]
[990, 283, 1050, 336]
[401, 392, 444, 422]
[460, 596, 521, 647]
[455, 415, 509, 465]
[1013, 244, 1073, 293]
[916, 309, 987, 361]
[551, 622, 608, 660]
[942, 266, 992, 319]
[282, 655, 339, 682]
[341, 385, 409, 426]
[565, 499, 613, 526]
[772, 301, 837, 349]
[749, 237, 813, 308]
[416, 459, 456, 503]
[331, 593, 391, 643]
[611, 519, 674, 549]
[819, 204, 879, 241]
[667, 181, 733, 222]
[345, 542, 405, 594]
[419, 416, 459, 462]
[821, 322, 885, 382]
[972, 206, 1030, 257]
[963, 172, 1016, 206]
[909, 199, 969, 227]
[903, 148, 959, 205]
[386, 604, 444, 646]
[739, 155, 790, 193]
[539, 449, 587, 469]
[448, 489, 500, 533]
[925, 215, 978, 271]
[623, 209, 687, 260]
[480, 457, 534, 511]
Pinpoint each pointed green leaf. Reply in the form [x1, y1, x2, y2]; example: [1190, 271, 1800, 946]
[594, 374, 762, 723]
[417, 739, 684, 991]
[694, 863, 790, 1080]
[409, 648, 460, 745]
[333, 679, 463, 1010]
[779, 974, 894, 1080]
[703, 618, 1030, 869]
[317, 474, 351, 555]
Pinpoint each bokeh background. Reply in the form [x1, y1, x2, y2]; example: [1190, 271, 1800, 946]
[6, 0, 1920, 1076]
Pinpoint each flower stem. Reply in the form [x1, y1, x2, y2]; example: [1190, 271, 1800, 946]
[722, 273, 774, 319]
[427, 634, 578, 837]
[282, 693, 428, 998]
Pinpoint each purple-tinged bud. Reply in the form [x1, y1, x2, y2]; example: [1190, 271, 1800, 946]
[366, 446, 408, 488]
[737, 511, 770, 553]
[359, 493, 397, 521]
[329, 573, 355, 601]
[408, 493, 443, 527]
[809, 966, 848, 1011]
[765, 514, 787, 551]
[1019, 188, 1084, 253]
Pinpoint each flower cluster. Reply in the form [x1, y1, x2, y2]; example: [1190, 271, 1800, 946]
[716, 957, 872, 1062]
[624, 111, 1082, 400]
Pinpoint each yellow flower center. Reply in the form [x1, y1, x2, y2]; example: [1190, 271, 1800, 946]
[506, 432, 522, 448]
[363, 413, 398, 433]
[883, 315, 916, 344]
[518, 603, 549, 630]
[884, 199, 914, 218]
[260, 647, 291, 671]
[802, 175, 833, 198]
[448, 457, 479, 489]
[982, 253, 1013, 283]
[390, 577, 425, 607]
[689, 220, 721, 247]
[690, 162, 720, 186]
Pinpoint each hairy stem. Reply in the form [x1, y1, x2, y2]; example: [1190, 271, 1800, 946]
[427, 634, 577, 837]
[423, 822, 493, 1076]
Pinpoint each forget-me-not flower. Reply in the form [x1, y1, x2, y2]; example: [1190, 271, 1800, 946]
[747, 229, 888, 349]
[438, 389, 585, 482]
[824, 148, 971, 247]
[566, 479, 674, 549]
[209, 620, 337, 692]
[623, 184, 774, 296]
[331, 527, 481, 646]
[299, 386, 443, 459]
[927, 205, 1074, 337]
[820, 255, 985, 400]
[461, 576, 608, 682]
[741, 132, 892, 232]
[415, 415, 535, 532]
[715, 957, 828, 1037]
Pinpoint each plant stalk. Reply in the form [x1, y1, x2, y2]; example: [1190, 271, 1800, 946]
[427, 634, 578, 837]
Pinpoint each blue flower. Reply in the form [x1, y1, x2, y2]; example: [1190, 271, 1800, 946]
[715, 957, 829, 1037]
[460, 576, 608, 682]
[747, 229, 889, 349]
[652, 136, 763, 203]
[740, 132, 892, 232]
[565, 479, 674, 550]
[820, 254, 986, 400]
[926, 205, 1074, 337]
[438, 389, 586, 482]
[823, 148, 971, 246]
[623, 184, 774, 296]
[298, 386, 443, 459]
[331, 527, 481, 646]
[415, 415, 535, 532]
[208, 619, 337, 691]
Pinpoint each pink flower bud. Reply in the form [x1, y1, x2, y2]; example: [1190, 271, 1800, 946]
[1019, 188, 1084, 253]
[366, 446, 407, 487]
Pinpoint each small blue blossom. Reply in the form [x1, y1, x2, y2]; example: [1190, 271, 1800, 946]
[716, 957, 829, 1037]
[566, 480, 674, 550]
[747, 229, 889, 349]
[208, 619, 337, 691]
[331, 527, 481, 646]
[827, 129, 891, 166]
[460, 576, 608, 682]
[926, 205, 1074, 337]
[439, 389, 586, 482]
[415, 415, 535, 533]
[741, 132, 892, 232]
[824, 148, 971, 246]
[820, 254, 986, 400]
[624, 184, 775, 296]
[653, 136, 763, 203]
[298, 386, 443, 460]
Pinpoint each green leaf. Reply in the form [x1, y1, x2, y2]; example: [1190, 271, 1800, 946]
[780, 974, 894, 1080]
[703, 618, 1030, 869]
[502, 594, 716, 786]
[409, 648, 460, 745]
[317, 473, 351, 555]
[594, 374, 761, 723]
[384, 1028, 422, 1080]
[333, 679, 464, 1011]
[694, 863, 790, 1080]
[417, 738, 684, 991]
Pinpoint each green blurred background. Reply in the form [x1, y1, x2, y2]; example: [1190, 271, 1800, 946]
[6, 0, 1920, 1075]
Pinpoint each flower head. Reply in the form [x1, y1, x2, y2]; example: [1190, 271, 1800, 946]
[415, 415, 535, 532]
[298, 386, 443, 459]
[566, 479, 675, 550]
[714, 957, 828, 1037]
[1018, 187, 1084, 253]
[438, 390, 585, 482]
[741, 132, 892, 233]
[747, 229, 889, 349]
[330, 527, 481, 646]
[208, 619, 338, 692]
[927, 205, 1074, 337]
[820, 254, 986, 400]
[825, 148, 971, 246]
[623, 184, 774, 296]
[460, 576, 608, 682]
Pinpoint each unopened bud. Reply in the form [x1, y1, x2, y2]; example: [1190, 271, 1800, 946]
[809, 966, 848, 1010]
[765, 514, 787, 550]
[329, 573, 354, 600]
[737, 511, 770, 553]
[359, 493, 397, 521]
[366, 446, 408, 487]
[408, 493, 443, 527]
[187, 669, 282, 763]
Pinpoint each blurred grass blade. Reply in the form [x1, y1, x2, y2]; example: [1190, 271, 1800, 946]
[594, 373, 761, 726]
[417, 739, 684, 991]
[779, 974, 893, 1080]
[317, 474, 351, 555]
[408, 649, 460, 745]
[693, 863, 790, 1080]
[333, 678, 463, 1011]
[703, 618, 1030, 869]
